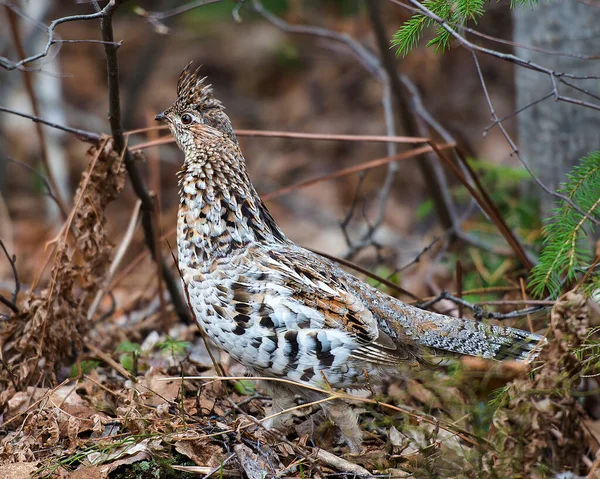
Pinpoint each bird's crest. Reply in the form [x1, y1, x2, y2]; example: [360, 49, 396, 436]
[174, 62, 223, 113]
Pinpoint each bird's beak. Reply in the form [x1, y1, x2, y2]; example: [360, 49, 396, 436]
[155, 111, 167, 122]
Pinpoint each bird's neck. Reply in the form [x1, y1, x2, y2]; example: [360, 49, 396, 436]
[177, 139, 286, 267]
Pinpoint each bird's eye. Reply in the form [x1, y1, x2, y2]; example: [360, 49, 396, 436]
[181, 113, 193, 125]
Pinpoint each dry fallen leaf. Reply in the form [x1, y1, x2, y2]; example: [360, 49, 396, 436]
[174, 438, 224, 468]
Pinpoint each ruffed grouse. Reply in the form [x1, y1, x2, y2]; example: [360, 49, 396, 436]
[156, 64, 545, 451]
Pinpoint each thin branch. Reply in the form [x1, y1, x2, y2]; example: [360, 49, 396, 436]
[6, 6, 69, 218]
[135, 0, 222, 33]
[366, 0, 456, 231]
[391, 0, 600, 80]
[262, 143, 455, 201]
[87, 200, 141, 320]
[469, 51, 600, 228]
[0, 239, 19, 314]
[0, 1, 109, 71]
[7, 158, 62, 208]
[0, 106, 102, 142]
[483, 91, 555, 134]
[416, 291, 549, 320]
[96, 0, 192, 325]
[388, 0, 600, 228]
[0, 295, 19, 314]
[130, 130, 430, 151]
[462, 19, 600, 61]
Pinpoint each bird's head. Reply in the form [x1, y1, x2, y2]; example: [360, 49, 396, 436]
[155, 62, 236, 154]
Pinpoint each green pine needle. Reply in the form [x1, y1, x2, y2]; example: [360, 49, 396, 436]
[529, 151, 600, 298]
[392, 14, 427, 57]
[392, 0, 538, 56]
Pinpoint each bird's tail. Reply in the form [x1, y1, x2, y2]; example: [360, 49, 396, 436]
[394, 303, 546, 362]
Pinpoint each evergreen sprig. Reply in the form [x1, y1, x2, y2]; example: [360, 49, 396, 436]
[529, 151, 600, 298]
[391, 0, 531, 56]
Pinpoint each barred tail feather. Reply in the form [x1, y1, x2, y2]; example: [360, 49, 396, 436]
[395, 305, 546, 363]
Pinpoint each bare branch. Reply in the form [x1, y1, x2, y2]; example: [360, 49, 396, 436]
[388, 0, 600, 227]
[7, 158, 62, 209]
[6, 6, 70, 218]
[130, 129, 430, 151]
[0, 239, 19, 314]
[96, 0, 191, 326]
[0, 106, 102, 142]
[251, 0, 458, 260]
[262, 143, 455, 201]
[0, 1, 109, 71]
[135, 0, 222, 34]
[391, 0, 600, 81]
[417, 291, 549, 321]
[469, 51, 600, 228]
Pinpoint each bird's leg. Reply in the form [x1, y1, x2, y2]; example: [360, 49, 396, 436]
[321, 400, 363, 453]
[261, 381, 296, 430]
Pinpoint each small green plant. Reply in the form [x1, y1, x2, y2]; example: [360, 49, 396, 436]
[116, 340, 142, 375]
[158, 336, 190, 358]
[234, 379, 256, 395]
[69, 360, 100, 378]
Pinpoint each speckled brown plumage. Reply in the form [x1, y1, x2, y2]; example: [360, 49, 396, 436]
[156, 63, 546, 450]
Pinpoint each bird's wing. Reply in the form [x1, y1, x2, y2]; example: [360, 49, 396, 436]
[235, 244, 422, 366]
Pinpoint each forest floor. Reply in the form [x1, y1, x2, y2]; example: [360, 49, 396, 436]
[1, 3, 600, 478]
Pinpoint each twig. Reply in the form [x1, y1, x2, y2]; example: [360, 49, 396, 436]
[97, 0, 191, 325]
[7, 158, 63, 208]
[309, 248, 423, 302]
[365, 0, 455, 233]
[6, 6, 69, 218]
[262, 143, 455, 201]
[0, 239, 20, 305]
[586, 453, 600, 479]
[0, 293, 19, 314]
[313, 449, 372, 477]
[519, 277, 534, 333]
[87, 200, 141, 320]
[135, 0, 222, 34]
[148, 111, 169, 331]
[130, 130, 431, 151]
[0, 238, 19, 310]
[198, 453, 235, 479]
[388, 0, 600, 227]
[0, 2, 109, 71]
[87, 343, 136, 382]
[462, 24, 600, 60]
[0, 106, 102, 142]
[483, 91, 555, 135]
[416, 291, 548, 320]
[250, 0, 439, 258]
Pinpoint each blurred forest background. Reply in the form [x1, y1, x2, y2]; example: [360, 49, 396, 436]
[0, 1, 599, 478]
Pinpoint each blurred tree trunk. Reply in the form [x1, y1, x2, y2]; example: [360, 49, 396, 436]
[513, 1, 600, 213]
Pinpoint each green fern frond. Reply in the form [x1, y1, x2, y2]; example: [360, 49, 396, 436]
[529, 151, 600, 298]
